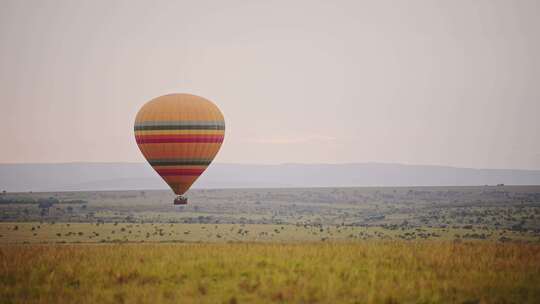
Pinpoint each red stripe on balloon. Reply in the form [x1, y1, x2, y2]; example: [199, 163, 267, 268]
[154, 168, 206, 176]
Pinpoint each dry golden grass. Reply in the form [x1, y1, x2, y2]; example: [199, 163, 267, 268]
[1, 242, 539, 303]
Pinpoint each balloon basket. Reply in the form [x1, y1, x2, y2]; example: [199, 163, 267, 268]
[174, 195, 188, 205]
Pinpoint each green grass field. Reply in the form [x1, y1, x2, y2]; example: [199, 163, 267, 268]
[1, 222, 537, 244]
[1, 242, 539, 303]
[2, 187, 539, 303]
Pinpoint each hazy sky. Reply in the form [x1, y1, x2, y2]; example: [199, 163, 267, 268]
[1, 0, 539, 169]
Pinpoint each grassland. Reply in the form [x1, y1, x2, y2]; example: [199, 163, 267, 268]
[1, 242, 539, 304]
[1, 186, 539, 303]
[2, 186, 540, 229]
[0, 222, 537, 244]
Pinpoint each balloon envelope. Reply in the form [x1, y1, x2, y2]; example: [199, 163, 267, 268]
[134, 94, 225, 195]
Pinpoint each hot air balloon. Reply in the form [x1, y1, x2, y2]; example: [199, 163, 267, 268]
[134, 94, 225, 205]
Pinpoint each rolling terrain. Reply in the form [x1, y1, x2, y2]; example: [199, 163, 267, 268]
[1, 186, 539, 303]
[2, 162, 540, 192]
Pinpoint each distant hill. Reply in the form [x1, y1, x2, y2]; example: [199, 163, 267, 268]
[1, 162, 540, 192]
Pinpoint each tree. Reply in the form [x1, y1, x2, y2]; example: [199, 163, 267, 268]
[38, 197, 59, 216]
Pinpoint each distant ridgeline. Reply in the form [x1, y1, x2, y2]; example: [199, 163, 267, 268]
[1, 162, 540, 192]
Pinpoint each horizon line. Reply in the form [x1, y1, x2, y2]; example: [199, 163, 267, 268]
[1, 161, 540, 172]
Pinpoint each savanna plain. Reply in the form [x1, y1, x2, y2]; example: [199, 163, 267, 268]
[1, 186, 540, 303]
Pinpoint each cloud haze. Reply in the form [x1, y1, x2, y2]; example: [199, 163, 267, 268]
[0, 0, 539, 169]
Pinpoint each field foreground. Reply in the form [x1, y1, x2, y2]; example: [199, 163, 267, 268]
[1, 242, 539, 303]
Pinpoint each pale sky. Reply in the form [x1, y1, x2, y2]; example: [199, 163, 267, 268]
[1, 0, 539, 169]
